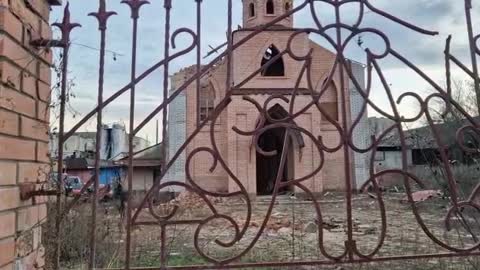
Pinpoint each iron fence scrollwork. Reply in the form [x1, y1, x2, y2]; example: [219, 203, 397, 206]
[44, 0, 480, 269]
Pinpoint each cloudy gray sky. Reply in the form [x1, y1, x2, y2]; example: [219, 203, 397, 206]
[50, 0, 480, 143]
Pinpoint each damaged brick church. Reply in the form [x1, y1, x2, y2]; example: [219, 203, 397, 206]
[166, 0, 370, 196]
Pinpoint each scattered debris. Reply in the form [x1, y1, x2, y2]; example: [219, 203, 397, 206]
[278, 227, 292, 235]
[304, 222, 318, 233]
[316, 218, 341, 231]
[401, 190, 442, 203]
[229, 215, 303, 232]
[250, 221, 260, 227]
[357, 224, 377, 235]
[271, 212, 287, 218]
[129, 191, 472, 267]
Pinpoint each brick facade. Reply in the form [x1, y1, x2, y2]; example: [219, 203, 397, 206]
[166, 0, 368, 196]
[0, 0, 59, 269]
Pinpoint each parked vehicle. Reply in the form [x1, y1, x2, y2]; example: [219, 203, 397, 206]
[65, 176, 84, 195]
[50, 172, 113, 201]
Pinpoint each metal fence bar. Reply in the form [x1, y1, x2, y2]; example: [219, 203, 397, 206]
[195, 0, 202, 126]
[88, 1, 116, 268]
[160, 0, 172, 178]
[101, 251, 480, 270]
[121, 1, 149, 269]
[51, 5, 80, 269]
[225, 0, 233, 93]
[48, 0, 480, 269]
[464, 0, 480, 114]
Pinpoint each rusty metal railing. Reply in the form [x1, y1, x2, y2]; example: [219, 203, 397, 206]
[39, 0, 480, 269]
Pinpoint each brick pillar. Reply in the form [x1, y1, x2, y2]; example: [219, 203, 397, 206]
[0, 0, 60, 269]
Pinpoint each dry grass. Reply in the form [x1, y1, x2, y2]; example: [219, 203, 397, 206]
[43, 192, 480, 269]
[43, 202, 123, 269]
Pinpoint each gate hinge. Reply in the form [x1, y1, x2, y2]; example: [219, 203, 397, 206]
[19, 183, 60, 201]
[30, 38, 65, 48]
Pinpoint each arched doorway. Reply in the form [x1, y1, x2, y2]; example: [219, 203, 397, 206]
[256, 105, 301, 195]
[261, 44, 285, 77]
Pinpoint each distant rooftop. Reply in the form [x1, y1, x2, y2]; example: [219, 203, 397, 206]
[48, 0, 62, 6]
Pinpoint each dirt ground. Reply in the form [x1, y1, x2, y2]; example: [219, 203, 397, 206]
[119, 192, 480, 269]
[57, 192, 480, 269]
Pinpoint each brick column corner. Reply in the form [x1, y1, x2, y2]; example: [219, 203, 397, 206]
[0, 0, 60, 269]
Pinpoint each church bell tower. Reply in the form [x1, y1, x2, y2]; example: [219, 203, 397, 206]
[242, 0, 294, 28]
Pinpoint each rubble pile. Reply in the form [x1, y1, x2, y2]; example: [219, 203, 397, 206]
[172, 191, 245, 209]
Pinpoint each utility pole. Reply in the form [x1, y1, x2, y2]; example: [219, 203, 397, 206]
[156, 119, 159, 144]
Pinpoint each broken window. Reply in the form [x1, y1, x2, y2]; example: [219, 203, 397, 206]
[261, 45, 285, 77]
[412, 149, 440, 165]
[266, 0, 274, 14]
[321, 85, 339, 123]
[285, 2, 291, 13]
[249, 2, 255, 17]
[199, 82, 215, 121]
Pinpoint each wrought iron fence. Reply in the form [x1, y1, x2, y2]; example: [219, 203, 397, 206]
[37, 0, 480, 269]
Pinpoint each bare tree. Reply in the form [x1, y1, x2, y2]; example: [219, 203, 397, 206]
[428, 79, 477, 124]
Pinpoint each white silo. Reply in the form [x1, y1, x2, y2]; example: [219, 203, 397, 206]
[99, 124, 110, 160]
[111, 123, 127, 160]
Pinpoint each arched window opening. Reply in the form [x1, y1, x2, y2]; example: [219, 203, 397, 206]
[261, 45, 285, 77]
[249, 3, 255, 17]
[199, 82, 215, 121]
[321, 84, 339, 123]
[285, 2, 291, 13]
[266, 0, 274, 14]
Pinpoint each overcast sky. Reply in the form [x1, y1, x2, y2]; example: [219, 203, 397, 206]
[50, 0, 480, 143]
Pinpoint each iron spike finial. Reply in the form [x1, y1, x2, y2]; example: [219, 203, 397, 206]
[89, 0, 117, 31]
[164, 0, 172, 9]
[121, 0, 150, 19]
[52, 2, 81, 45]
[466, 0, 472, 9]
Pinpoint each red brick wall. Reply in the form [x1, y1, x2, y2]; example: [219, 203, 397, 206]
[0, 1, 55, 269]
[178, 28, 352, 196]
